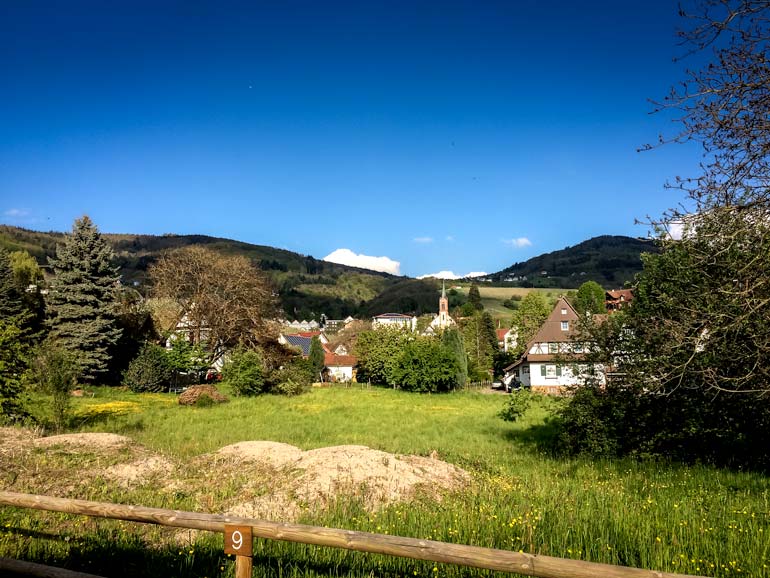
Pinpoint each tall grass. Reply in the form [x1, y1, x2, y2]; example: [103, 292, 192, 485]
[3, 386, 769, 577]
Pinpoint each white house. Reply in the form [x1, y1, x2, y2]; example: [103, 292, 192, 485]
[496, 328, 518, 352]
[372, 313, 417, 331]
[503, 297, 603, 395]
[324, 352, 357, 382]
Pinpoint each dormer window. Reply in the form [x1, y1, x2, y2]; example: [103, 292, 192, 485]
[561, 321, 569, 331]
[561, 308, 567, 315]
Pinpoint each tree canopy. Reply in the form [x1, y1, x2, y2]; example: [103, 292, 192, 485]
[46, 216, 122, 382]
[148, 246, 278, 365]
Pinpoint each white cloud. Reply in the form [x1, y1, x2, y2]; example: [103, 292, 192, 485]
[413, 236, 434, 243]
[3, 208, 29, 217]
[323, 248, 401, 275]
[502, 237, 532, 248]
[418, 270, 487, 280]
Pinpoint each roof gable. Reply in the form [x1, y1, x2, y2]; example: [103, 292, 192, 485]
[529, 297, 580, 344]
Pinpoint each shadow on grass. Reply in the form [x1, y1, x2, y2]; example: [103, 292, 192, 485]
[4, 532, 434, 578]
[501, 417, 562, 455]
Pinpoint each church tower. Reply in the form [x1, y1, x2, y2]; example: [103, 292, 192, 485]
[427, 280, 456, 333]
[439, 280, 448, 315]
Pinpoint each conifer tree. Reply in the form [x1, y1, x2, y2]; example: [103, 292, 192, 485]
[0, 249, 24, 322]
[441, 328, 468, 388]
[308, 336, 325, 379]
[47, 216, 122, 382]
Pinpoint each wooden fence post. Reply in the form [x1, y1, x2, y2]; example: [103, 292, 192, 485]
[225, 524, 253, 578]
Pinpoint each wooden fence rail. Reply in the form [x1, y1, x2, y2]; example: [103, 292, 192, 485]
[0, 491, 702, 578]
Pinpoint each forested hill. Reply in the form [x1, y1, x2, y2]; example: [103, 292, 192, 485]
[489, 235, 660, 288]
[0, 225, 399, 320]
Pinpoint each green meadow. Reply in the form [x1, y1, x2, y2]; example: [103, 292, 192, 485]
[1, 386, 769, 577]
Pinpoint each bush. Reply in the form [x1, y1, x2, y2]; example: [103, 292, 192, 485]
[222, 347, 266, 396]
[123, 343, 173, 393]
[29, 340, 78, 431]
[268, 357, 313, 396]
[498, 389, 532, 422]
[391, 339, 460, 393]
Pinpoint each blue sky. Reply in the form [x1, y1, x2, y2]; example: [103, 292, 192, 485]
[0, 1, 702, 278]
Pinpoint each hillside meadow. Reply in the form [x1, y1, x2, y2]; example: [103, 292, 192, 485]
[1, 386, 769, 577]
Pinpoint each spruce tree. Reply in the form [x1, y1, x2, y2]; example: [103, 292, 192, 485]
[441, 328, 468, 388]
[0, 249, 24, 322]
[47, 216, 122, 382]
[308, 336, 325, 379]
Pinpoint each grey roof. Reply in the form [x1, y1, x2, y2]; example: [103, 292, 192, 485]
[284, 334, 312, 356]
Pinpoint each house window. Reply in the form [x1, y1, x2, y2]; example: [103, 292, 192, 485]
[545, 365, 557, 378]
[560, 321, 569, 331]
[548, 342, 558, 354]
[522, 365, 530, 374]
[561, 308, 567, 315]
[573, 342, 584, 353]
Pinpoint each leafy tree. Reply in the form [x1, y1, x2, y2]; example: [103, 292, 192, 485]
[222, 347, 266, 396]
[0, 319, 28, 422]
[148, 246, 278, 366]
[461, 311, 497, 377]
[123, 343, 173, 393]
[467, 284, 483, 310]
[573, 281, 605, 315]
[46, 216, 122, 382]
[8, 250, 46, 339]
[493, 350, 518, 379]
[308, 336, 325, 379]
[441, 328, 467, 388]
[29, 340, 79, 431]
[508, 292, 550, 357]
[391, 338, 460, 393]
[9, 250, 44, 289]
[354, 326, 411, 386]
[554, 1, 770, 470]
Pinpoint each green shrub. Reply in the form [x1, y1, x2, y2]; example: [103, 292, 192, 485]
[194, 394, 215, 408]
[123, 343, 173, 393]
[268, 357, 312, 396]
[222, 347, 266, 396]
[29, 340, 79, 431]
[391, 338, 460, 393]
[498, 389, 532, 422]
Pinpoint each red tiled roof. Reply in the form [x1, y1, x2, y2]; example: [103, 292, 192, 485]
[298, 331, 322, 338]
[606, 289, 634, 300]
[496, 329, 508, 341]
[324, 353, 357, 367]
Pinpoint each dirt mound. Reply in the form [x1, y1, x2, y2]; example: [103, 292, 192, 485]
[178, 385, 229, 406]
[104, 455, 175, 488]
[34, 433, 133, 450]
[216, 442, 469, 520]
[0, 426, 39, 457]
[216, 441, 304, 468]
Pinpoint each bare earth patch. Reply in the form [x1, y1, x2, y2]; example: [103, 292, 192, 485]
[34, 433, 133, 450]
[2, 427, 468, 525]
[215, 441, 469, 520]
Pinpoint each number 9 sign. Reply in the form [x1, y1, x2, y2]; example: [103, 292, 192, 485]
[225, 525, 253, 556]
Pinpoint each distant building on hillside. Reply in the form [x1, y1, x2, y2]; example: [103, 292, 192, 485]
[372, 313, 417, 331]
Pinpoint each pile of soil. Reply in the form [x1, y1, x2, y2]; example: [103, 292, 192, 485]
[214, 441, 469, 520]
[178, 385, 229, 406]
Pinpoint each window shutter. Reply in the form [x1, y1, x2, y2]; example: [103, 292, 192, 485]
[556, 365, 562, 377]
[540, 365, 546, 377]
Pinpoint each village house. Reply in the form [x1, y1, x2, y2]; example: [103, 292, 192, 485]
[503, 297, 604, 395]
[605, 289, 634, 312]
[496, 327, 517, 352]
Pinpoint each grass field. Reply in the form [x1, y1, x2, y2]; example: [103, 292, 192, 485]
[453, 286, 563, 322]
[2, 386, 769, 577]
